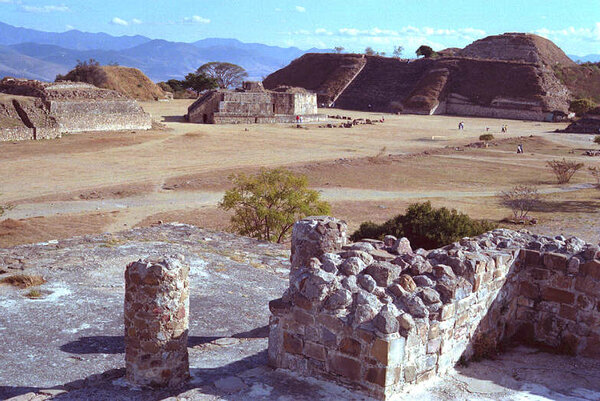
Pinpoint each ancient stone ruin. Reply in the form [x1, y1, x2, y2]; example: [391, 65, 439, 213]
[187, 81, 322, 124]
[268, 216, 600, 400]
[0, 78, 152, 142]
[124, 256, 190, 388]
[264, 33, 574, 121]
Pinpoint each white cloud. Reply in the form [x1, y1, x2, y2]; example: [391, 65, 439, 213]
[111, 17, 129, 26]
[289, 24, 489, 55]
[183, 15, 210, 24]
[131, 18, 142, 25]
[532, 23, 600, 42]
[0, 0, 14, 3]
[295, 5, 305, 12]
[65, 24, 74, 30]
[21, 4, 69, 13]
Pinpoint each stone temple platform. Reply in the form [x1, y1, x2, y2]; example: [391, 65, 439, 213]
[0, 223, 599, 401]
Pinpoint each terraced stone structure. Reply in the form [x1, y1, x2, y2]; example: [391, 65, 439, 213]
[268, 216, 600, 400]
[0, 78, 152, 141]
[264, 33, 576, 121]
[187, 81, 322, 124]
[124, 257, 190, 388]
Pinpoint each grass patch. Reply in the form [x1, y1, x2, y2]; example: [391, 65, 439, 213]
[0, 274, 46, 289]
[24, 289, 43, 299]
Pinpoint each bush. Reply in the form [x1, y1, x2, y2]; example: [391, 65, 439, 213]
[55, 59, 107, 87]
[219, 168, 331, 243]
[498, 185, 540, 220]
[594, 135, 600, 146]
[546, 158, 584, 184]
[350, 201, 496, 250]
[479, 134, 494, 141]
[569, 98, 597, 117]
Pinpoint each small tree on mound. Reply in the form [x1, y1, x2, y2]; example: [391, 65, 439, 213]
[416, 45, 436, 58]
[498, 185, 540, 220]
[546, 158, 584, 184]
[219, 168, 331, 243]
[364, 47, 376, 56]
[55, 59, 108, 87]
[351, 201, 496, 249]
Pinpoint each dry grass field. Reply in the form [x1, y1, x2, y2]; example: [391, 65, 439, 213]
[1, 99, 599, 247]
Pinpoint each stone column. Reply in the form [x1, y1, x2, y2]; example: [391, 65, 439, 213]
[124, 257, 190, 387]
[290, 216, 347, 270]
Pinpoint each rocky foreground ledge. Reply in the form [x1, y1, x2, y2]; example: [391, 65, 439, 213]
[1, 223, 599, 401]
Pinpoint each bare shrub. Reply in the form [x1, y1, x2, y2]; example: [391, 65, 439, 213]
[498, 185, 541, 220]
[589, 166, 600, 188]
[479, 134, 494, 141]
[546, 158, 584, 184]
[0, 274, 46, 289]
[367, 146, 389, 164]
[389, 101, 403, 113]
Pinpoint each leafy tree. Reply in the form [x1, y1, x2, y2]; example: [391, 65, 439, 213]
[334, 46, 345, 54]
[219, 168, 331, 243]
[416, 45, 436, 58]
[350, 201, 496, 249]
[364, 47, 376, 56]
[595, 135, 600, 146]
[569, 98, 597, 116]
[183, 72, 218, 94]
[55, 59, 107, 87]
[197, 62, 248, 89]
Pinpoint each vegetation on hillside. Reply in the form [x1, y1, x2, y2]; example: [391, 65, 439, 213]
[569, 98, 597, 116]
[350, 201, 496, 249]
[55, 59, 107, 87]
[219, 168, 331, 243]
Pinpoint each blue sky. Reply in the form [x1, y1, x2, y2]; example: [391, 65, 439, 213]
[1, 0, 599, 55]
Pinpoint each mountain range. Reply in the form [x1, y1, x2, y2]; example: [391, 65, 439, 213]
[0, 21, 330, 82]
[0, 21, 598, 84]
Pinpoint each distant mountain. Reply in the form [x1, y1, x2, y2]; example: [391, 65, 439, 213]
[0, 21, 151, 51]
[0, 21, 330, 83]
[568, 54, 600, 63]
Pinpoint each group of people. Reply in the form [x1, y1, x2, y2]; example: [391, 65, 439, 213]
[516, 144, 524, 154]
[458, 121, 465, 130]
[501, 124, 509, 133]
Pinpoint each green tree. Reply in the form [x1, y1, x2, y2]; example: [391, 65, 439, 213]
[416, 45, 436, 58]
[364, 47, 376, 56]
[197, 62, 248, 89]
[219, 168, 331, 243]
[569, 98, 597, 116]
[55, 59, 107, 87]
[334, 46, 345, 54]
[350, 201, 496, 249]
[392, 46, 404, 58]
[183, 72, 218, 95]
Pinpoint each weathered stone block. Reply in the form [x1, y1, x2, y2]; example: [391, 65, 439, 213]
[304, 341, 327, 361]
[283, 332, 303, 355]
[339, 337, 362, 357]
[543, 252, 568, 272]
[328, 353, 362, 381]
[541, 287, 575, 304]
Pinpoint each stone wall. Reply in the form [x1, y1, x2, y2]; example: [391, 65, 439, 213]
[0, 127, 34, 141]
[268, 217, 600, 400]
[187, 84, 320, 124]
[444, 93, 550, 121]
[49, 100, 152, 132]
